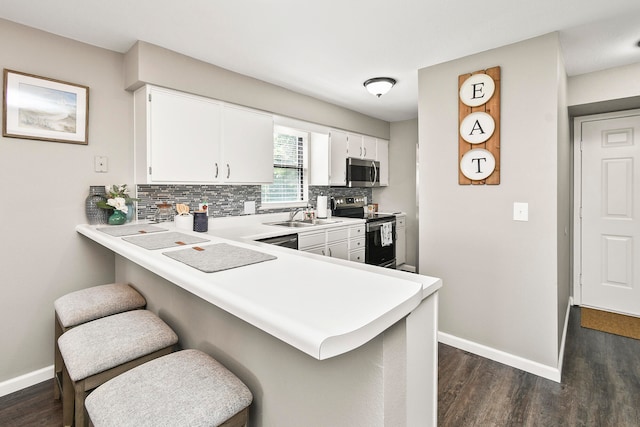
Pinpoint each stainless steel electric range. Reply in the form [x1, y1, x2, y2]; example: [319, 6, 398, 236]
[330, 196, 396, 269]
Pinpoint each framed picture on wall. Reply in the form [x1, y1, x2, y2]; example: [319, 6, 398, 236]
[3, 69, 89, 145]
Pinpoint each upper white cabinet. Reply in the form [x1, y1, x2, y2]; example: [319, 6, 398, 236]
[221, 105, 274, 183]
[309, 132, 330, 186]
[329, 130, 348, 186]
[347, 134, 376, 160]
[134, 85, 274, 184]
[377, 139, 389, 186]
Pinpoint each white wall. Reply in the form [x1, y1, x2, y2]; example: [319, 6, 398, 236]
[418, 33, 569, 374]
[373, 119, 418, 268]
[568, 62, 640, 107]
[0, 19, 131, 388]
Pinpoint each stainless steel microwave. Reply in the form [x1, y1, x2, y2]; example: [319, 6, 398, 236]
[346, 158, 380, 187]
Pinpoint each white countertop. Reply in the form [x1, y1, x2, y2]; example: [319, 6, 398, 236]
[76, 215, 441, 360]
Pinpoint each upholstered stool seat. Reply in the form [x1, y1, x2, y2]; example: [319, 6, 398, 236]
[53, 283, 146, 399]
[59, 309, 178, 427]
[85, 349, 253, 427]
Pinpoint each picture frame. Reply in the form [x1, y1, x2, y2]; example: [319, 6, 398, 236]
[3, 69, 89, 145]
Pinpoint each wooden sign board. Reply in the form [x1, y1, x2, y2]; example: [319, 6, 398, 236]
[458, 66, 500, 185]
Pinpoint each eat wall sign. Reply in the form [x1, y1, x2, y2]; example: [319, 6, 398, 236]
[458, 66, 500, 185]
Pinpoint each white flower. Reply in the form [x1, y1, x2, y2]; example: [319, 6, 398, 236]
[107, 197, 128, 213]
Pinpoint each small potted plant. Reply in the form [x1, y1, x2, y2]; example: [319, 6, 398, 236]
[97, 185, 139, 225]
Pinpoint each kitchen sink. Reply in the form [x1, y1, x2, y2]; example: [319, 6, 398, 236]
[265, 219, 341, 228]
[266, 221, 315, 228]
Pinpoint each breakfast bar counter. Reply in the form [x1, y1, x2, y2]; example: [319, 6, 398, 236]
[76, 220, 441, 427]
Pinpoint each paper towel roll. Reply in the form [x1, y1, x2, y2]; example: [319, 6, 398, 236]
[174, 214, 193, 230]
[317, 195, 328, 218]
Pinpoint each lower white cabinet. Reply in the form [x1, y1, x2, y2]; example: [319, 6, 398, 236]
[298, 223, 365, 262]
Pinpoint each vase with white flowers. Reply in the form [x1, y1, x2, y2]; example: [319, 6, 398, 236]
[97, 185, 140, 225]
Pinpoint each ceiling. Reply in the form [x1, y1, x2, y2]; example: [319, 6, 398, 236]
[2, 0, 640, 122]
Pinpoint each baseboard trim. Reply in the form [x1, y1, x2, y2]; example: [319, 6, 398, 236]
[556, 297, 573, 382]
[438, 332, 562, 383]
[0, 365, 53, 398]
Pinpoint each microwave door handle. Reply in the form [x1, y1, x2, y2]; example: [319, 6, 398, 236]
[371, 161, 378, 185]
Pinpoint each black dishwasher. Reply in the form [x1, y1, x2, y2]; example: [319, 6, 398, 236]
[256, 233, 298, 250]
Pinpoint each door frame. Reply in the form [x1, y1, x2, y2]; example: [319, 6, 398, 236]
[572, 109, 640, 306]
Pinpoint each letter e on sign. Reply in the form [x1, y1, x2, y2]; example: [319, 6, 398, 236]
[459, 73, 495, 107]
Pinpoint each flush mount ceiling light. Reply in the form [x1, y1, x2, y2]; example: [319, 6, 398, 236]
[363, 77, 396, 97]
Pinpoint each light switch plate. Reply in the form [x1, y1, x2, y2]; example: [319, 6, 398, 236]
[513, 202, 528, 221]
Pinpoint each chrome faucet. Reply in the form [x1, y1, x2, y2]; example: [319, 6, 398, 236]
[289, 207, 305, 221]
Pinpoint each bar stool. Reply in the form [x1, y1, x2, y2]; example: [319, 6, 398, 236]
[85, 349, 253, 427]
[54, 283, 146, 399]
[58, 309, 178, 427]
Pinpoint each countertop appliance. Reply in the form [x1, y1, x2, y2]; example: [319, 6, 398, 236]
[256, 233, 298, 250]
[346, 158, 380, 187]
[331, 196, 396, 268]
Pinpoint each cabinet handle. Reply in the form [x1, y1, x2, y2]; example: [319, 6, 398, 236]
[215, 163, 219, 179]
[322, 250, 325, 256]
[328, 248, 332, 257]
[364, 147, 367, 158]
[227, 164, 230, 179]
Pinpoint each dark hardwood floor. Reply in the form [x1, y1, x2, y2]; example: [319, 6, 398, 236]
[439, 307, 640, 426]
[1, 307, 639, 426]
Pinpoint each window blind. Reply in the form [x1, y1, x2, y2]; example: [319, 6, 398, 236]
[261, 132, 305, 203]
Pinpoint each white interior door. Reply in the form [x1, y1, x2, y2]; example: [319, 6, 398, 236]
[579, 111, 640, 316]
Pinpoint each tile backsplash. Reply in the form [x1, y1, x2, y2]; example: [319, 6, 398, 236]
[136, 185, 372, 220]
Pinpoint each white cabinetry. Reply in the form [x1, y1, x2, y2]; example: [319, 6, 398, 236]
[221, 104, 274, 183]
[326, 228, 349, 259]
[395, 213, 406, 266]
[348, 223, 366, 263]
[135, 86, 221, 183]
[329, 130, 348, 186]
[347, 134, 376, 160]
[377, 139, 389, 186]
[134, 85, 273, 184]
[298, 222, 365, 262]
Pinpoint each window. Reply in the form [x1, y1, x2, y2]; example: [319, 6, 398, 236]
[261, 126, 308, 206]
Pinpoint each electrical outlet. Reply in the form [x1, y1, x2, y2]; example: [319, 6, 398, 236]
[244, 201, 256, 215]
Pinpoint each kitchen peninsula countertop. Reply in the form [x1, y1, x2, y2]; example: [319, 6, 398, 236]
[76, 217, 440, 360]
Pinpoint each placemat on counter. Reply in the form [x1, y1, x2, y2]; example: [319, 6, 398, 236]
[97, 224, 167, 237]
[123, 231, 210, 250]
[163, 243, 277, 273]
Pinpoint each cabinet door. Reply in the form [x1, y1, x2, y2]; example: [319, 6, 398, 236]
[377, 139, 389, 186]
[346, 133, 363, 158]
[222, 105, 274, 183]
[362, 136, 377, 160]
[329, 130, 348, 186]
[309, 132, 330, 186]
[327, 240, 349, 259]
[149, 87, 221, 183]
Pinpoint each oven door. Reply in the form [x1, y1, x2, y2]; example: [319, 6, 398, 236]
[346, 158, 380, 187]
[365, 219, 396, 268]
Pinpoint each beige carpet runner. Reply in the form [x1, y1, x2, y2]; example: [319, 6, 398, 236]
[581, 307, 640, 340]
